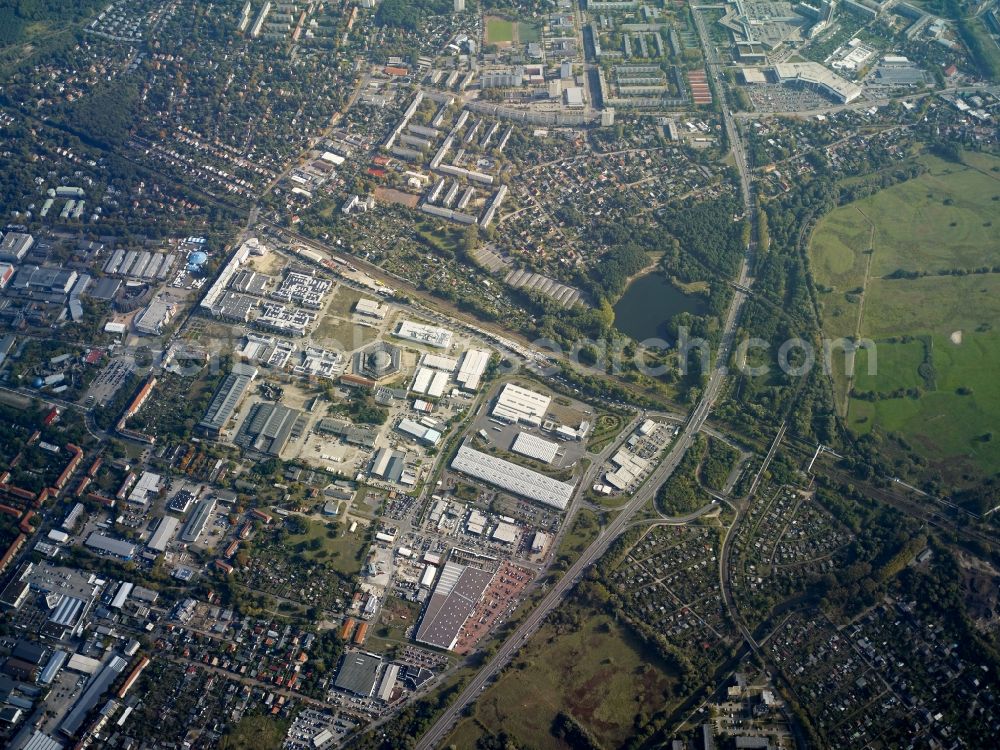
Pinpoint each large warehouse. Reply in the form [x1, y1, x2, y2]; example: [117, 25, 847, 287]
[146, 516, 180, 553]
[415, 561, 495, 651]
[510, 432, 560, 464]
[197, 363, 258, 437]
[455, 349, 490, 391]
[490, 383, 551, 426]
[773, 61, 862, 103]
[450, 445, 575, 510]
[334, 651, 383, 697]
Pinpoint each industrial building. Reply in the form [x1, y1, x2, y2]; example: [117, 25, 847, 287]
[410, 366, 450, 397]
[450, 445, 575, 510]
[396, 418, 442, 447]
[370, 447, 408, 483]
[84, 533, 136, 560]
[0, 232, 33, 261]
[394, 320, 453, 349]
[234, 402, 303, 456]
[9, 266, 78, 296]
[491, 383, 551, 426]
[146, 516, 180, 553]
[415, 560, 495, 651]
[455, 349, 490, 391]
[126, 471, 161, 506]
[510, 432, 560, 464]
[354, 297, 388, 320]
[197, 363, 258, 437]
[491, 521, 518, 544]
[180, 497, 217, 543]
[334, 651, 382, 697]
[59, 655, 128, 737]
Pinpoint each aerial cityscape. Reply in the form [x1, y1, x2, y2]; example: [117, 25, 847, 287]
[0, 0, 997, 748]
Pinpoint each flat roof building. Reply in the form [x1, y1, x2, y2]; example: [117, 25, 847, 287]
[234, 402, 302, 456]
[415, 561, 495, 651]
[491, 383, 551, 425]
[0, 232, 33, 261]
[354, 298, 388, 320]
[510, 432, 559, 464]
[84, 533, 136, 560]
[198, 363, 258, 436]
[334, 651, 382, 697]
[397, 418, 442, 447]
[394, 320, 453, 349]
[773, 62, 862, 103]
[147, 516, 180, 553]
[451, 445, 575, 510]
[456, 349, 490, 391]
[10, 266, 78, 295]
[180, 498, 216, 543]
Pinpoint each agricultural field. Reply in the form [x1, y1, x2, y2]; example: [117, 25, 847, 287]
[810, 152, 1000, 478]
[445, 608, 678, 750]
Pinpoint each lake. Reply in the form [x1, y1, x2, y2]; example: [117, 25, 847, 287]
[613, 273, 708, 341]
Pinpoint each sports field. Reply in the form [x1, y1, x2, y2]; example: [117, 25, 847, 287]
[810, 152, 1000, 477]
[445, 610, 679, 749]
[485, 16, 514, 44]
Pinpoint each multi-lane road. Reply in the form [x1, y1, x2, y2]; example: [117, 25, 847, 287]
[413, 6, 763, 745]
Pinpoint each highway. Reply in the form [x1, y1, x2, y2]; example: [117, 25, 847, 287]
[414, 13, 759, 744]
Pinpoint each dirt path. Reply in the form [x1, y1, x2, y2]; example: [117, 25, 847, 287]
[842, 205, 877, 421]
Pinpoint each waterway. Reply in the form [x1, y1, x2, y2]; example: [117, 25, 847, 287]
[613, 273, 708, 341]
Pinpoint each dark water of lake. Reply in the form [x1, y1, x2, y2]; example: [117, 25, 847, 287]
[613, 273, 708, 341]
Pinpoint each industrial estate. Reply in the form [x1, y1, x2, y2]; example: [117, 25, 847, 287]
[0, 1, 997, 749]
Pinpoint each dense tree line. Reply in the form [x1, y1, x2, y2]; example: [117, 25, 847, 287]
[656, 436, 711, 515]
[59, 79, 140, 148]
[699, 438, 740, 492]
[656, 196, 745, 318]
[588, 244, 649, 302]
[375, 0, 451, 31]
[0, 0, 104, 44]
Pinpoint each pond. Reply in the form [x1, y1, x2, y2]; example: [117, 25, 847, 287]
[613, 273, 708, 342]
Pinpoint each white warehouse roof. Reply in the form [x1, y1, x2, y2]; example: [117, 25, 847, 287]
[492, 383, 551, 424]
[450, 445, 575, 510]
[510, 432, 559, 464]
[147, 515, 180, 553]
[456, 349, 490, 391]
[394, 320, 453, 349]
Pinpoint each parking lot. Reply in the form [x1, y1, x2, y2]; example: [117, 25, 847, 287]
[84, 357, 134, 407]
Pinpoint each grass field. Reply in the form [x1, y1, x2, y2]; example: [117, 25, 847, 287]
[282, 517, 369, 577]
[219, 715, 288, 750]
[587, 412, 627, 452]
[485, 16, 514, 44]
[519, 21, 541, 43]
[852, 338, 928, 394]
[554, 507, 602, 568]
[445, 610, 679, 749]
[313, 288, 378, 349]
[810, 152, 1000, 478]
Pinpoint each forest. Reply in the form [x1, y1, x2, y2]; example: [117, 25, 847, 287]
[375, 0, 451, 31]
[0, 0, 103, 44]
